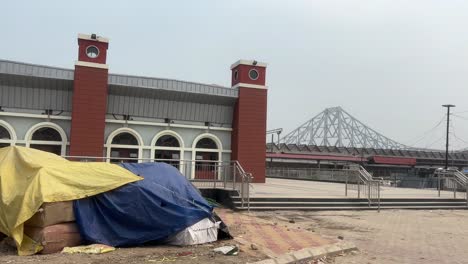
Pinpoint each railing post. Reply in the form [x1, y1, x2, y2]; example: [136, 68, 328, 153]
[213, 162, 217, 189]
[438, 173, 441, 197]
[241, 175, 245, 208]
[378, 182, 381, 212]
[247, 173, 251, 212]
[224, 164, 228, 189]
[454, 180, 456, 199]
[358, 177, 361, 199]
[368, 183, 371, 207]
[345, 173, 348, 197]
[232, 163, 237, 190]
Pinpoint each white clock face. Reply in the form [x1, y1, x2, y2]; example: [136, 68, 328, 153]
[86, 46, 99, 58]
[249, 69, 259, 80]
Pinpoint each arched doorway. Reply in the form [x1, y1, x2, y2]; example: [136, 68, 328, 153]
[192, 135, 222, 179]
[29, 127, 64, 155]
[107, 129, 142, 163]
[152, 131, 183, 169]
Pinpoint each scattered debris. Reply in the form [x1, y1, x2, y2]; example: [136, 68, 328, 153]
[62, 244, 115, 254]
[213, 245, 239, 255]
[176, 251, 192, 256]
[289, 219, 296, 224]
[250, 243, 258, 250]
[338, 235, 344, 240]
[147, 256, 178, 262]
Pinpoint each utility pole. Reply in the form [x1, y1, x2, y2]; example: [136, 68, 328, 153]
[442, 104, 455, 170]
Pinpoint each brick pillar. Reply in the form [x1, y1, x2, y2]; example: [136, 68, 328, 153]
[231, 60, 268, 183]
[69, 34, 109, 158]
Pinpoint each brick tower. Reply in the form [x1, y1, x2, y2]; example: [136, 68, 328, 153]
[231, 60, 268, 183]
[69, 33, 109, 158]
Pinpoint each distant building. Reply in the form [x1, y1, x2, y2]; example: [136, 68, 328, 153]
[0, 33, 268, 183]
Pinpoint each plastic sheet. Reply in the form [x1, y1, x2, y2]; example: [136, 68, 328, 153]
[74, 162, 213, 246]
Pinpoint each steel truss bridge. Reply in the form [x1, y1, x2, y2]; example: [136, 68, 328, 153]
[280, 106, 409, 150]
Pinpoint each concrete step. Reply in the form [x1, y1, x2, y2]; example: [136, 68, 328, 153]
[233, 201, 468, 208]
[231, 196, 466, 203]
[230, 196, 468, 210]
[234, 206, 468, 211]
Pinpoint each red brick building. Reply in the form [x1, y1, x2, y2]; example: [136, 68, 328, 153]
[0, 33, 268, 183]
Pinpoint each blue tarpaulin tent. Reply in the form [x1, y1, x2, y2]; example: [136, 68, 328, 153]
[73, 162, 213, 246]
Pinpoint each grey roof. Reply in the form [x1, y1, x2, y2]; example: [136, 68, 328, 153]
[0, 59, 237, 99]
[267, 143, 468, 161]
[0, 59, 237, 124]
[0, 60, 74, 80]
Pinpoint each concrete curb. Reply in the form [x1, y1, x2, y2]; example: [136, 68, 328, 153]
[249, 241, 357, 264]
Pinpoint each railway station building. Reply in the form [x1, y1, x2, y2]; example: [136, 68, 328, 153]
[0, 33, 268, 183]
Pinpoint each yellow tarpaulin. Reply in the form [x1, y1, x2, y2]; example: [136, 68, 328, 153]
[0, 146, 142, 255]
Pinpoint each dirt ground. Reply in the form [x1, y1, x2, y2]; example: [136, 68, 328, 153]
[2, 209, 468, 264]
[0, 213, 267, 264]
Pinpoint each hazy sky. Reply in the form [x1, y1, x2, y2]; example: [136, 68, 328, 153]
[2, 0, 468, 150]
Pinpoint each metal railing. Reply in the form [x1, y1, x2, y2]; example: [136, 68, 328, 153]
[267, 167, 354, 182]
[267, 166, 381, 210]
[62, 155, 252, 210]
[345, 166, 381, 211]
[434, 169, 468, 205]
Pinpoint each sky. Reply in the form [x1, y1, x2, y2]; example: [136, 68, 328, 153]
[2, 0, 468, 150]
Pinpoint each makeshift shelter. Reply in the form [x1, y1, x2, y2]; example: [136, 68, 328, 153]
[0, 146, 142, 255]
[73, 162, 213, 246]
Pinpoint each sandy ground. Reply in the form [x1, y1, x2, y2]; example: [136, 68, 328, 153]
[254, 209, 468, 264]
[3, 209, 468, 264]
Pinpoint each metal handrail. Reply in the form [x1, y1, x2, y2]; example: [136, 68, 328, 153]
[354, 167, 381, 211]
[435, 169, 468, 203]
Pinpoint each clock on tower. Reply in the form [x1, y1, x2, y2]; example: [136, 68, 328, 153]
[70, 33, 110, 158]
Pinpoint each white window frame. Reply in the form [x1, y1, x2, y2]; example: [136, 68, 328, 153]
[0, 120, 17, 146]
[151, 130, 185, 169]
[25, 122, 68, 156]
[190, 133, 223, 179]
[105, 127, 144, 163]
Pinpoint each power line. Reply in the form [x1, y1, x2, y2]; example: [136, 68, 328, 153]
[452, 110, 468, 115]
[404, 114, 446, 147]
[452, 114, 468, 122]
[424, 134, 445, 149]
[449, 122, 468, 147]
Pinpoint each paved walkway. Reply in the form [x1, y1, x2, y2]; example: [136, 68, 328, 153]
[253, 209, 468, 264]
[217, 208, 335, 258]
[250, 178, 465, 198]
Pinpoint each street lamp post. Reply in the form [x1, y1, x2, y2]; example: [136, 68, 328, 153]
[442, 104, 455, 170]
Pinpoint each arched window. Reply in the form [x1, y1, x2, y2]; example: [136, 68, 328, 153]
[196, 138, 217, 149]
[156, 135, 180, 147]
[25, 123, 67, 156]
[32, 127, 62, 141]
[0, 125, 11, 148]
[112, 132, 138, 145]
[0, 120, 16, 148]
[192, 134, 222, 180]
[106, 128, 142, 163]
[151, 131, 184, 169]
[26, 123, 67, 156]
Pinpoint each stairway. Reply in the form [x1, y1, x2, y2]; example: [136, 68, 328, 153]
[231, 196, 468, 211]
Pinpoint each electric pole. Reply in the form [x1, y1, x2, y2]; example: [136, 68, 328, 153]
[442, 104, 455, 170]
